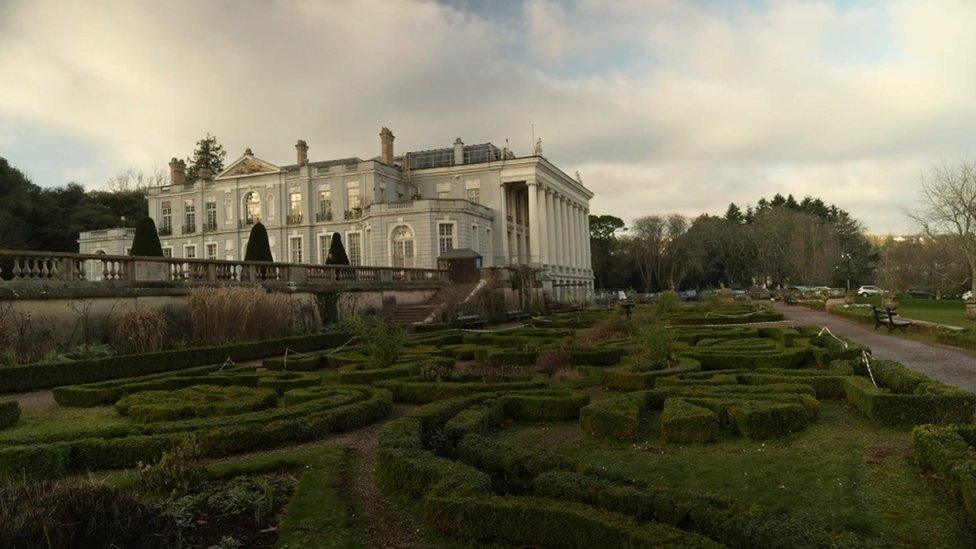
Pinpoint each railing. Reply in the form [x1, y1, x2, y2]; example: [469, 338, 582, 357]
[182, 224, 196, 235]
[287, 214, 303, 225]
[344, 209, 363, 220]
[315, 211, 333, 222]
[0, 249, 449, 288]
[158, 226, 172, 236]
[202, 221, 218, 232]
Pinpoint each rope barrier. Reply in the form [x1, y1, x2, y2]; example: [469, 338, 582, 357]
[665, 319, 796, 329]
[817, 326, 877, 388]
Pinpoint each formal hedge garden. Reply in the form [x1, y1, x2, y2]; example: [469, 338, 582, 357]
[1, 304, 974, 546]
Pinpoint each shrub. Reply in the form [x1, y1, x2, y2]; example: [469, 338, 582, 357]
[536, 348, 572, 375]
[419, 357, 455, 382]
[497, 390, 590, 422]
[110, 308, 165, 355]
[0, 400, 20, 430]
[580, 392, 663, 441]
[602, 357, 702, 391]
[243, 222, 273, 262]
[845, 374, 976, 427]
[263, 352, 323, 372]
[628, 322, 676, 366]
[0, 479, 177, 548]
[912, 423, 976, 526]
[115, 385, 278, 422]
[376, 379, 547, 404]
[660, 398, 719, 443]
[137, 436, 207, 494]
[350, 317, 406, 369]
[729, 402, 808, 440]
[129, 216, 164, 257]
[189, 286, 292, 345]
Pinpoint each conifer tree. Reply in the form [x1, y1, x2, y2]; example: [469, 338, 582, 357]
[326, 232, 350, 265]
[244, 222, 273, 262]
[129, 217, 164, 257]
[185, 134, 226, 180]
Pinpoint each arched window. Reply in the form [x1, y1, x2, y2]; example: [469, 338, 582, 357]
[244, 192, 261, 224]
[390, 225, 414, 268]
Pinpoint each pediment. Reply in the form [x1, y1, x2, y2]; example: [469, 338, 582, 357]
[217, 155, 280, 178]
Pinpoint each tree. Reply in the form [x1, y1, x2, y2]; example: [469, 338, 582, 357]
[244, 222, 273, 262]
[105, 166, 168, 192]
[631, 214, 692, 292]
[588, 214, 626, 288]
[910, 160, 976, 298]
[129, 217, 164, 257]
[325, 233, 350, 265]
[185, 134, 226, 180]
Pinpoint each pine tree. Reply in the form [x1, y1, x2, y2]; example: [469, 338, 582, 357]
[326, 232, 350, 265]
[185, 134, 226, 180]
[129, 217, 164, 257]
[244, 222, 273, 262]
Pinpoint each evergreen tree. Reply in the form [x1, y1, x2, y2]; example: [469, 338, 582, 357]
[724, 203, 743, 223]
[129, 217, 164, 257]
[185, 134, 226, 180]
[244, 222, 274, 262]
[326, 232, 350, 265]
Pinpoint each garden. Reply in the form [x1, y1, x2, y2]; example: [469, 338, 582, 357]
[1, 298, 974, 547]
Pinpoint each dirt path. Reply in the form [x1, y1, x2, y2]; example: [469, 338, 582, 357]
[7, 388, 55, 410]
[331, 404, 420, 549]
[774, 303, 976, 392]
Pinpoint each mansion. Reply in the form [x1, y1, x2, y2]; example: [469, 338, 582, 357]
[80, 128, 594, 298]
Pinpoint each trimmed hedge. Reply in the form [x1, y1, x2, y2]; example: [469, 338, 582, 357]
[0, 400, 20, 430]
[567, 348, 625, 367]
[263, 353, 324, 371]
[496, 390, 590, 421]
[730, 402, 808, 440]
[0, 387, 390, 476]
[580, 392, 664, 441]
[375, 379, 547, 404]
[425, 495, 722, 548]
[0, 331, 351, 394]
[53, 366, 264, 407]
[602, 357, 702, 391]
[912, 423, 976, 526]
[661, 399, 719, 443]
[114, 385, 278, 422]
[336, 365, 416, 385]
[845, 376, 975, 426]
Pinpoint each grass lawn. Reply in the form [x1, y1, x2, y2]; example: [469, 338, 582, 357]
[855, 296, 976, 329]
[496, 400, 975, 548]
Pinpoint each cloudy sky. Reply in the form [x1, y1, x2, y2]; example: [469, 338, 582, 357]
[1, 0, 974, 234]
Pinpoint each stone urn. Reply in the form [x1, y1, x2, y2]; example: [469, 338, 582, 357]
[966, 299, 976, 320]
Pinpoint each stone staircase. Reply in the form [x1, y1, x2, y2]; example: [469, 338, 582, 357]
[389, 281, 483, 326]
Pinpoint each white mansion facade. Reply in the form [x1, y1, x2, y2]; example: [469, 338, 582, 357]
[81, 129, 594, 298]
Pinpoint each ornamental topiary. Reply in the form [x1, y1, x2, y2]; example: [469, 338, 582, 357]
[326, 232, 350, 265]
[244, 222, 273, 262]
[129, 217, 164, 257]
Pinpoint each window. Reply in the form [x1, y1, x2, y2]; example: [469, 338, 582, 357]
[288, 192, 302, 224]
[206, 243, 217, 259]
[347, 187, 361, 210]
[162, 247, 173, 258]
[466, 187, 480, 203]
[391, 225, 414, 268]
[319, 234, 331, 263]
[438, 223, 455, 255]
[348, 232, 362, 266]
[184, 200, 195, 233]
[290, 236, 303, 263]
[184, 245, 196, 259]
[160, 201, 172, 232]
[244, 192, 261, 224]
[472, 224, 480, 253]
[318, 189, 332, 221]
[485, 228, 492, 266]
[205, 200, 217, 230]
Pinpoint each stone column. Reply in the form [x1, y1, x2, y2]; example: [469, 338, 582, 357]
[498, 183, 509, 265]
[538, 185, 549, 266]
[576, 204, 585, 270]
[560, 197, 570, 272]
[527, 179, 540, 265]
[582, 207, 591, 274]
[552, 194, 563, 270]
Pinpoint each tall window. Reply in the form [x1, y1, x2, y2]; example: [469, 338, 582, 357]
[348, 233, 362, 266]
[205, 243, 217, 259]
[289, 192, 302, 224]
[160, 201, 172, 232]
[244, 192, 261, 224]
[347, 187, 361, 210]
[205, 200, 217, 230]
[184, 245, 196, 259]
[184, 200, 195, 233]
[290, 236, 303, 263]
[438, 223, 455, 255]
[319, 234, 331, 263]
[318, 189, 332, 221]
[391, 225, 414, 268]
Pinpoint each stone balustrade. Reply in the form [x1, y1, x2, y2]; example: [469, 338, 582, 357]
[0, 249, 448, 292]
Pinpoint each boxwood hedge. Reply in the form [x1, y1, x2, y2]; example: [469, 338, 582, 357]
[0, 400, 20, 430]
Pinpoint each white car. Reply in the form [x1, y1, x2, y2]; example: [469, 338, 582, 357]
[857, 285, 884, 297]
[964, 290, 973, 301]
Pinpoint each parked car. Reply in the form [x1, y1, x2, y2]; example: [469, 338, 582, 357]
[963, 290, 973, 301]
[857, 285, 884, 297]
[904, 287, 937, 299]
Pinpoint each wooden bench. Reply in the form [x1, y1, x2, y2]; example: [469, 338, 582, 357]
[871, 305, 912, 333]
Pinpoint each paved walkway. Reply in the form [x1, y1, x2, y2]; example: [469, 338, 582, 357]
[774, 303, 976, 392]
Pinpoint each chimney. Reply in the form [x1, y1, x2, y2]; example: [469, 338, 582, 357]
[296, 139, 309, 166]
[453, 138, 464, 165]
[169, 157, 185, 186]
[380, 127, 395, 165]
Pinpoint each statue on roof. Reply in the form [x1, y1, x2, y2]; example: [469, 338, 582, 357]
[534, 138, 542, 156]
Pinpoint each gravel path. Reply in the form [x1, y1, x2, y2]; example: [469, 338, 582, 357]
[331, 404, 421, 549]
[774, 303, 976, 392]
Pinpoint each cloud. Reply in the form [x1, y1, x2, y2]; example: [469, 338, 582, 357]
[1, 0, 975, 234]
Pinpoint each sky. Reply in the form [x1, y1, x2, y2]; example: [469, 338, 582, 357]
[1, 0, 975, 234]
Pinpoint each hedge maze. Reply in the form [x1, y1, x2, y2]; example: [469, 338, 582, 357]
[2, 302, 975, 546]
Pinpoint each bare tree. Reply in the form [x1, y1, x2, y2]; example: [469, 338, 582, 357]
[105, 165, 169, 192]
[631, 214, 691, 292]
[910, 161, 976, 297]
